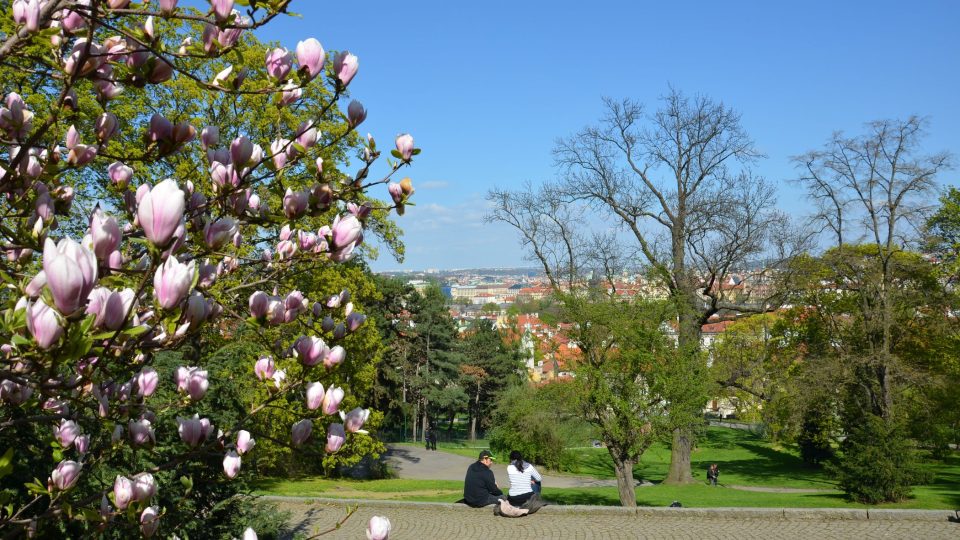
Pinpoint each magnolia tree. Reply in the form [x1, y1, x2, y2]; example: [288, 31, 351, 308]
[0, 0, 414, 537]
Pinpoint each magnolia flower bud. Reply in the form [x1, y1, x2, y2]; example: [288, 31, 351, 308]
[74, 434, 90, 454]
[140, 506, 160, 538]
[230, 136, 253, 167]
[296, 39, 325, 80]
[304, 382, 325, 411]
[291, 419, 312, 446]
[27, 299, 63, 349]
[223, 450, 241, 478]
[178, 414, 212, 447]
[347, 100, 366, 127]
[248, 291, 269, 319]
[159, 0, 178, 15]
[395, 134, 414, 161]
[200, 125, 219, 149]
[346, 313, 367, 332]
[114, 475, 133, 509]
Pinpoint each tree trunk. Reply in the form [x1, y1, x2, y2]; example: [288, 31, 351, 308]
[612, 456, 637, 507]
[421, 399, 429, 443]
[412, 398, 419, 443]
[664, 428, 695, 484]
[469, 383, 481, 441]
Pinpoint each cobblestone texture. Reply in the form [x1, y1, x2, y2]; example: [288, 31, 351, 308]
[272, 499, 960, 540]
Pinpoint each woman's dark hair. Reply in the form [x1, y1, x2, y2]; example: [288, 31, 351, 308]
[509, 450, 524, 472]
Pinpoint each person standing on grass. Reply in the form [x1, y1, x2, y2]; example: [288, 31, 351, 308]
[463, 450, 503, 507]
[707, 463, 719, 486]
[506, 450, 543, 507]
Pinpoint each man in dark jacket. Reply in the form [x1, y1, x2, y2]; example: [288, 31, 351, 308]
[463, 450, 503, 507]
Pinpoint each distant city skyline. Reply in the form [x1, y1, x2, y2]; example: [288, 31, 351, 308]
[256, 1, 960, 272]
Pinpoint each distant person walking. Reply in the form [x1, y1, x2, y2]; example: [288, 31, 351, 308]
[707, 463, 719, 486]
[506, 450, 543, 507]
[463, 450, 503, 507]
[424, 425, 437, 451]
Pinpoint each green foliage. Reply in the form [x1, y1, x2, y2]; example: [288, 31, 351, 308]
[488, 383, 586, 471]
[796, 398, 837, 465]
[831, 415, 930, 504]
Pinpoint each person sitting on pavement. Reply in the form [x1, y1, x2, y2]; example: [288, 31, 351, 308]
[463, 450, 503, 507]
[506, 450, 543, 507]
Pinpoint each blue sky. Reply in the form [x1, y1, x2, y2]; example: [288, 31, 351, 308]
[253, 0, 960, 271]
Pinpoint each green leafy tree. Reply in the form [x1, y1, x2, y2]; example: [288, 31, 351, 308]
[459, 319, 525, 440]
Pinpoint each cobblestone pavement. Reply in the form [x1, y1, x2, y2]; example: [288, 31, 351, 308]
[272, 499, 960, 540]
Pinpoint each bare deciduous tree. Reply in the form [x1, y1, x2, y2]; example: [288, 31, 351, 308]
[490, 88, 805, 483]
[793, 116, 952, 419]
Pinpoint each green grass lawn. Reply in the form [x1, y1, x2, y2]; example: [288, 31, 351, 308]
[254, 478, 957, 509]
[256, 427, 960, 509]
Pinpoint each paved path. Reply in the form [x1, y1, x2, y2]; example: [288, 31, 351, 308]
[269, 498, 960, 539]
[384, 444, 627, 488]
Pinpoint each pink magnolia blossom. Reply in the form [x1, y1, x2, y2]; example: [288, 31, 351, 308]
[305, 382, 324, 410]
[137, 179, 185, 247]
[366, 516, 392, 540]
[50, 460, 82, 491]
[324, 346, 346, 369]
[342, 407, 370, 433]
[131, 472, 157, 501]
[26, 298, 64, 349]
[321, 385, 344, 415]
[113, 475, 133, 509]
[42, 236, 97, 315]
[223, 450, 241, 478]
[291, 419, 312, 446]
[395, 133, 414, 161]
[140, 506, 160, 538]
[90, 208, 121, 260]
[236, 430, 255, 454]
[296, 38, 325, 80]
[333, 51, 359, 87]
[254, 356, 275, 380]
[325, 423, 346, 453]
[136, 367, 159, 397]
[153, 256, 195, 309]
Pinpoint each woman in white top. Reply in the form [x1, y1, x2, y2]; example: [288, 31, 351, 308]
[506, 450, 542, 506]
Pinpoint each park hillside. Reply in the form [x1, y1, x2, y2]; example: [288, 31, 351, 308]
[0, 1, 957, 539]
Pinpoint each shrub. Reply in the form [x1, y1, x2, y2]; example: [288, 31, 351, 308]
[831, 415, 928, 503]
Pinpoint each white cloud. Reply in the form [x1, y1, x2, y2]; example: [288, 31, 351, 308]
[418, 180, 449, 190]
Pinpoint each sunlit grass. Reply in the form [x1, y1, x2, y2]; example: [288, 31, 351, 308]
[255, 428, 960, 509]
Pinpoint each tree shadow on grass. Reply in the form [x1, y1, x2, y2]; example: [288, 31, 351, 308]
[546, 490, 621, 506]
[692, 442, 837, 488]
